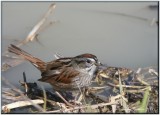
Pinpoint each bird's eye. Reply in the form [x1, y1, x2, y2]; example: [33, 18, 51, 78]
[86, 59, 91, 63]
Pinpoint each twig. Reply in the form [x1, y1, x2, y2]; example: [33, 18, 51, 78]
[136, 74, 150, 86]
[110, 95, 119, 113]
[55, 91, 74, 107]
[2, 99, 44, 113]
[107, 83, 146, 89]
[149, 69, 158, 76]
[17, 4, 56, 47]
[118, 69, 130, 113]
[54, 53, 63, 59]
[87, 86, 106, 91]
[2, 95, 22, 101]
[23, 72, 28, 95]
[136, 68, 141, 74]
[2, 58, 24, 72]
[125, 87, 150, 93]
[45, 102, 118, 113]
[2, 90, 16, 97]
[138, 87, 150, 113]
[23, 72, 27, 82]
[118, 69, 123, 95]
[41, 86, 47, 111]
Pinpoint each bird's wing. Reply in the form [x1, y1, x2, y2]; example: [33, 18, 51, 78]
[38, 66, 80, 84]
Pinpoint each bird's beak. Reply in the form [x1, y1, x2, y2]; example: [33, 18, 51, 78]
[95, 61, 102, 66]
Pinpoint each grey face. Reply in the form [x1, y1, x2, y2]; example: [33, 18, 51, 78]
[72, 57, 96, 68]
[71, 57, 97, 76]
[85, 57, 97, 67]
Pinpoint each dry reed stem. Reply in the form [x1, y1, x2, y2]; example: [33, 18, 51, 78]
[2, 99, 44, 113]
[45, 101, 118, 113]
[55, 91, 74, 107]
[107, 82, 146, 89]
[17, 4, 56, 47]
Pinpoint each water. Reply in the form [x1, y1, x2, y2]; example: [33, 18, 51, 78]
[2, 2, 158, 87]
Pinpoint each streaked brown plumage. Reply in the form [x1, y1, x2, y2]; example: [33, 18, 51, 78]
[8, 44, 99, 90]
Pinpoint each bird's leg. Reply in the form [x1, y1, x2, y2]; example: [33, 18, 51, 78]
[75, 87, 88, 104]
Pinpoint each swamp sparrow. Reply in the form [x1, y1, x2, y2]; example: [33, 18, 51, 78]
[8, 44, 100, 90]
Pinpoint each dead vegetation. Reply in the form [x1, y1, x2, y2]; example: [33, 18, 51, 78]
[2, 66, 158, 113]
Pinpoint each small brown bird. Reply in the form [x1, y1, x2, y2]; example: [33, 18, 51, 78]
[8, 44, 100, 90]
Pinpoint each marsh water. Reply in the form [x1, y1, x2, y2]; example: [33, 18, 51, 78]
[2, 2, 158, 88]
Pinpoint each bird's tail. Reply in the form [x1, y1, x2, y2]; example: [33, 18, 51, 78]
[8, 44, 46, 72]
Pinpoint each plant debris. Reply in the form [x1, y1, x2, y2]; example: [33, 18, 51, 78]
[2, 66, 158, 113]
